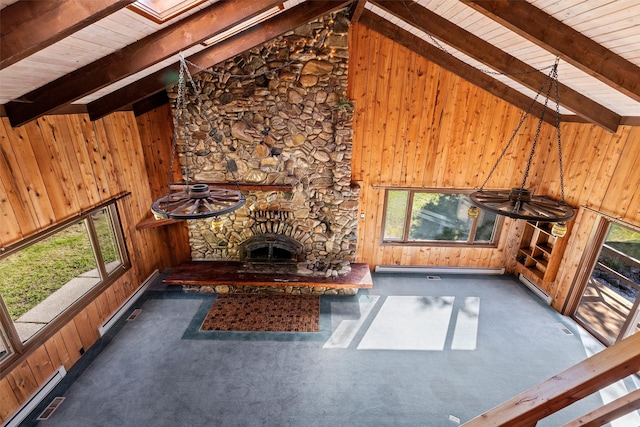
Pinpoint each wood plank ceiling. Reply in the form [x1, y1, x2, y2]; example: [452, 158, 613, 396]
[0, 0, 639, 131]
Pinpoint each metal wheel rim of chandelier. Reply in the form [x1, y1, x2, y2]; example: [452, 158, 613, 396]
[469, 188, 575, 222]
[469, 58, 575, 225]
[151, 53, 245, 220]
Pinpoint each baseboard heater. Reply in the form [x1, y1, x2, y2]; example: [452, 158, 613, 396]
[98, 269, 159, 336]
[518, 273, 552, 305]
[2, 366, 66, 427]
[374, 265, 505, 275]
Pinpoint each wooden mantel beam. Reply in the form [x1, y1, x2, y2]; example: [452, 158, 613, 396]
[4, 0, 283, 127]
[87, 0, 353, 120]
[371, 0, 621, 133]
[359, 10, 555, 124]
[462, 0, 640, 104]
[0, 0, 134, 70]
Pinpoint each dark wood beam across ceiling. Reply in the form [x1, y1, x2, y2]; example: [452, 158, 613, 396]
[372, 0, 621, 133]
[348, 0, 367, 23]
[0, 0, 135, 70]
[462, 0, 640, 104]
[87, 0, 353, 120]
[4, 0, 284, 128]
[359, 10, 555, 125]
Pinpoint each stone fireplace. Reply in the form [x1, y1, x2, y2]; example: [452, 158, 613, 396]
[240, 234, 303, 264]
[169, 9, 358, 279]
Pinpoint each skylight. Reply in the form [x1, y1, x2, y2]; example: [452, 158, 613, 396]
[128, 0, 208, 24]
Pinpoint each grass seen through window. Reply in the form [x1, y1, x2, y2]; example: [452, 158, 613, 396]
[0, 202, 126, 358]
[0, 214, 117, 320]
[0, 223, 96, 320]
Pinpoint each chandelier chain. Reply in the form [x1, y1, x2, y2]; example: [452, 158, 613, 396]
[394, 1, 568, 196]
[164, 61, 185, 200]
[151, 53, 247, 219]
[470, 57, 573, 223]
[520, 62, 556, 190]
[180, 57, 193, 188]
[479, 63, 555, 190]
[553, 59, 567, 203]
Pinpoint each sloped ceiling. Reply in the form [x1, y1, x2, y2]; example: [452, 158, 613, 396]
[1, 0, 639, 132]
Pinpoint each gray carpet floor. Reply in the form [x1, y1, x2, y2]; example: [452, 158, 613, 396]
[21, 272, 630, 426]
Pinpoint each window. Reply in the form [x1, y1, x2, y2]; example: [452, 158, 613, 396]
[0, 202, 128, 360]
[382, 189, 502, 245]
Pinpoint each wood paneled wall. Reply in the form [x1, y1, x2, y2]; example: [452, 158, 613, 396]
[348, 23, 640, 311]
[348, 23, 551, 271]
[0, 108, 189, 422]
[134, 105, 191, 266]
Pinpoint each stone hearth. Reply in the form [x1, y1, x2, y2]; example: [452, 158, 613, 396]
[170, 9, 358, 283]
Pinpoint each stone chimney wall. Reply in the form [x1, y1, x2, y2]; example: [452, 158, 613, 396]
[167, 10, 358, 277]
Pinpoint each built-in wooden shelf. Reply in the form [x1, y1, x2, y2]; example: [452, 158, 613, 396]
[514, 220, 573, 293]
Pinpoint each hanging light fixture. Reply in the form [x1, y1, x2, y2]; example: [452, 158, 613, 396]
[151, 53, 246, 220]
[551, 221, 568, 238]
[210, 218, 224, 233]
[467, 205, 480, 219]
[469, 58, 574, 225]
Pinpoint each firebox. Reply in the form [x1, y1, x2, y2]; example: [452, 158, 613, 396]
[239, 234, 304, 264]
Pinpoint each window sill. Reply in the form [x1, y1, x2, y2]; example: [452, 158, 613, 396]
[380, 241, 498, 248]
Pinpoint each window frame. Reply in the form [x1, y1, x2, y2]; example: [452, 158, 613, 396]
[0, 197, 130, 372]
[571, 216, 640, 346]
[380, 188, 504, 247]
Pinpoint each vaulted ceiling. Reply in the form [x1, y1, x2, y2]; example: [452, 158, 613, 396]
[1, 0, 639, 132]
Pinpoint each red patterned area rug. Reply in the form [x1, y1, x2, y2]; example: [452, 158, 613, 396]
[200, 293, 320, 332]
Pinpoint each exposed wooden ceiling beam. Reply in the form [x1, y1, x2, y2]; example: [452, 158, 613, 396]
[462, 0, 640, 103]
[132, 91, 170, 117]
[372, 0, 620, 132]
[87, 0, 353, 120]
[0, 0, 134, 70]
[4, 0, 284, 127]
[349, 0, 367, 23]
[359, 10, 555, 125]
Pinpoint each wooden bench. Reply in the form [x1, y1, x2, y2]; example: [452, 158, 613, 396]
[164, 261, 373, 291]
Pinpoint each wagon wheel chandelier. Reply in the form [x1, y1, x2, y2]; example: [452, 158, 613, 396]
[469, 58, 575, 235]
[151, 53, 246, 220]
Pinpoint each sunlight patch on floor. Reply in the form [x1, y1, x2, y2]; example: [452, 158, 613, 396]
[325, 296, 481, 351]
[451, 297, 480, 350]
[323, 295, 380, 349]
[356, 296, 454, 350]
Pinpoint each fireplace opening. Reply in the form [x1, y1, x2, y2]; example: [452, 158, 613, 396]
[240, 234, 304, 264]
